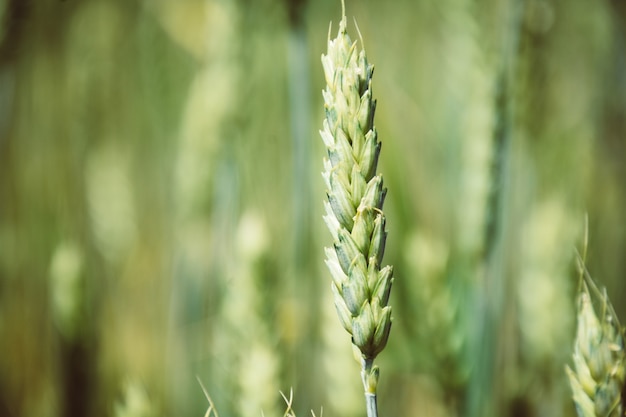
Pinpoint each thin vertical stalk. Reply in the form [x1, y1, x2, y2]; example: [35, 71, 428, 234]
[467, 0, 525, 416]
[361, 358, 379, 417]
[365, 393, 378, 417]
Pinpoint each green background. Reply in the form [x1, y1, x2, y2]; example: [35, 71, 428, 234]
[1, 0, 625, 416]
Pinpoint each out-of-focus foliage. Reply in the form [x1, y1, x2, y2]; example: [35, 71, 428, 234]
[0, 0, 624, 416]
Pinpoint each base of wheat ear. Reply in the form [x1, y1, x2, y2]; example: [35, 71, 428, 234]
[566, 256, 625, 417]
[319, 3, 393, 411]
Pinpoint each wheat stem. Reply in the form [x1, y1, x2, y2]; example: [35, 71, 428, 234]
[365, 392, 377, 417]
[197, 376, 220, 417]
[361, 358, 379, 417]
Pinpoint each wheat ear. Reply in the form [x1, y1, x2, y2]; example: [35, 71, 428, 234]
[566, 255, 625, 417]
[320, 3, 393, 416]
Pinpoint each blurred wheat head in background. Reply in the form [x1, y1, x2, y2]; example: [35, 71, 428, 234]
[566, 257, 626, 417]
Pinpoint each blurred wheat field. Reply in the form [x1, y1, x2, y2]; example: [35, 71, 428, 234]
[0, 0, 625, 416]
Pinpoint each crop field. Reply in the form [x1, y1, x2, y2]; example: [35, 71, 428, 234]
[0, 1, 625, 416]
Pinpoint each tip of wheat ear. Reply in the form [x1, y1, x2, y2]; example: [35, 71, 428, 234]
[566, 268, 625, 417]
[320, 6, 393, 371]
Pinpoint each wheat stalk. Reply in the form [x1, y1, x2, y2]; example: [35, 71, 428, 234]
[320, 3, 393, 416]
[566, 255, 625, 417]
[197, 377, 220, 417]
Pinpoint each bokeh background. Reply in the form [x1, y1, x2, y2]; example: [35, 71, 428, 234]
[1, 0, 625, 416]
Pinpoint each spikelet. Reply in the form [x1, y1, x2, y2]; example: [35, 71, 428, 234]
[566, 258, 625, 417]
[320, 4, 393, 397]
